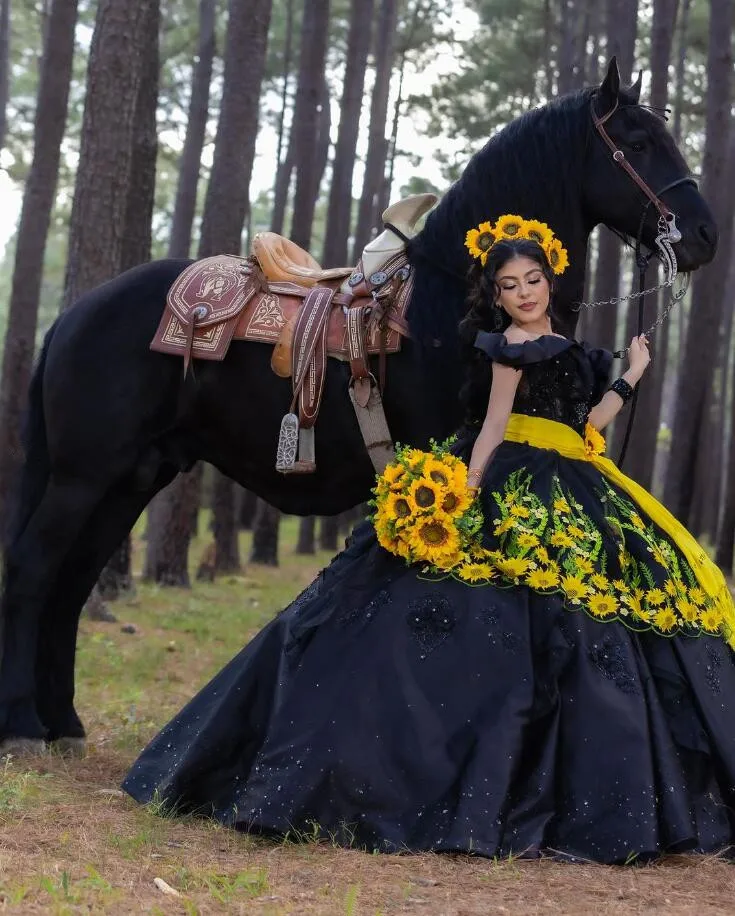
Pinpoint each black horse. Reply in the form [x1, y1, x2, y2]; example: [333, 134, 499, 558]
[0, 61, 717, 753]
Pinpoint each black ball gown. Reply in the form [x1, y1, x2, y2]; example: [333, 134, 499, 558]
[123, 334, 735, 864]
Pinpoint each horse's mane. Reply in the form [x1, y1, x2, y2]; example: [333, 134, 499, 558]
[406, 87, 596, 347]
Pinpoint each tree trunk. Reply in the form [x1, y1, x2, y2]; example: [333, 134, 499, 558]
[240, 488, 258, 528]
[0, 0, 78, 524]
[250, 499, 281, 565]
[97, 0, 160, 599]
[62, 0, 155, 310]
[288, 0, 330, 251]
[586, 229, 622, 354]
[671, 0, 693, 145]
[319, 514, 339, 552]
[321, 0, 374, 266]
[144, 467, 201, 585]
[197, 0, 273, 572]
[296, 516, 316, 554]
[351, 0, 399, 260]
[663, 0, 733, 525]
[168, 0, 217, 259]
[715, 255, 735, 571]
[270, 138, 295, 235]
[146, 0, 218, 584]
[0, 0, 10, 153]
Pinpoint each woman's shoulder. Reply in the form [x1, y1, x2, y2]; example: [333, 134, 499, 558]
[474, 330, 574, 367]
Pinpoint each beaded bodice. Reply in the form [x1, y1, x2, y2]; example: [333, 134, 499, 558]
[474, 332, 613, 436]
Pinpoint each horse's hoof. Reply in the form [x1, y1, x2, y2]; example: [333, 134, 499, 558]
[0, 737, 47, 758]
[51, 736, 87, 758]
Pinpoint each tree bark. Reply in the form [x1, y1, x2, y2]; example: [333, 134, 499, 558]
[296, 516, 316, 554]
[0, 0, 78, 524]
[351, 0, 399, 260]
[240, 488, 258, 528]
[168, 0, 217, 259]
[663, 0, 733, 525]
[288, 0, 330, 251]
[0, 0, 10, 153]
[319, 514, 339, 552]
[197, 0, 273, 572]
[715, 253, 735, 572]
[62, 0, 155, 310]
[250, 499, 281, 565]
[146, 0, 218, 584]
[671, 0, 693, 145]
[321, 0, 374, 266]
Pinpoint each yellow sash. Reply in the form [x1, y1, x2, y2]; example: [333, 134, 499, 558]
[503, 413, 734, 643]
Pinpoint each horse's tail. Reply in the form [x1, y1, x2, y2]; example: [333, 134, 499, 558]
[4, 320, 57, 549]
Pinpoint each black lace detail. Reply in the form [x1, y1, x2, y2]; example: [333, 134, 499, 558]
[705, 643, 722, 695]
[477, 602, 524, 653]
[289, 576, 323, 618]
[407, 594, 455, 656]
[338, 589, 392, 628]
[588, 637, 639, 694]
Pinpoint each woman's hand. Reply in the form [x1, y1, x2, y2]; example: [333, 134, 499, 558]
[627, 334, 650, 381]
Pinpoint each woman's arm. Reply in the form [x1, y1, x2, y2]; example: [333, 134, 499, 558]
[467, 362, 522, 489]
[588, 334, 650, 431]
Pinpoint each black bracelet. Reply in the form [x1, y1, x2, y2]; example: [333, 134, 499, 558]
[609, 377, 634, 403]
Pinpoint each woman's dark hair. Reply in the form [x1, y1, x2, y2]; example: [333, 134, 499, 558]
[458, 238, 559, 424]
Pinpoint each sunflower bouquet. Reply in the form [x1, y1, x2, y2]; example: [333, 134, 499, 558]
[371, 440, 484, 571]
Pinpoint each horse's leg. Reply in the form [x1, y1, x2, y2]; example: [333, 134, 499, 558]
[34, 469, 176, 747]
[0, 477, 106, 751]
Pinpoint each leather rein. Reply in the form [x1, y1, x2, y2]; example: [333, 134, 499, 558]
[591, 97, 697, 468]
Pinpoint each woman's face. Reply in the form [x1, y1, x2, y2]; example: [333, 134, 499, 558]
[494, 255, 551, 326]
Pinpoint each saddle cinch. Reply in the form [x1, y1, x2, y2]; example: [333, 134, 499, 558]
[150, 193, 438, 474]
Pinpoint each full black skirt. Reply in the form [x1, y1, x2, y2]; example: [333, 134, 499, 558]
[123, 442, 735, 863]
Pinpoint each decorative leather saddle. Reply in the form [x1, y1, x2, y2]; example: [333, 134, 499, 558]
[150, 247, 413, 473]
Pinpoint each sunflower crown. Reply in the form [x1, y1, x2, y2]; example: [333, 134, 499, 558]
[464, 214, 570, 275]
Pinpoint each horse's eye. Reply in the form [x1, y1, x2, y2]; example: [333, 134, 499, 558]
[630, 140, 646, 153]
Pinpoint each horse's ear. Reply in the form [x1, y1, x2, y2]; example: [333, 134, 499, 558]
[597, 57, 620, 116]
[627, 70, 643, 103]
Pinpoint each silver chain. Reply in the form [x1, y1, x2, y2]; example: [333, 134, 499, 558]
[574, 216, 689, 341]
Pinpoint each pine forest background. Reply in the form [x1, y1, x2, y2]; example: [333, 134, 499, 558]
[0, 0, 734, 616]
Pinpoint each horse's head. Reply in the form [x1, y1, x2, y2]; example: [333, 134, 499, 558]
[583, 58, 718, 271]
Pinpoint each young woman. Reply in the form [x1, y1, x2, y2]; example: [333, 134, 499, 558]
[123, 217, 735, 864]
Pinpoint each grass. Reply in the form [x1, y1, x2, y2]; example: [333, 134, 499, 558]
[1, 515, 735, 913]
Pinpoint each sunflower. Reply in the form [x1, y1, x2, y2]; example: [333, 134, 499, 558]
[553, 497, 571, 514]
[457, 561, 495, 583]
[575, 556, 595, 575]
[543, 237, 570, 275]
[588, 593, 617, 618]
[410, 513, 460, 561]
[653, 608, 677, 633]
[583, 422, 606, 457]
[465, 221, 497, 264]
[378, 494, 413, 530]
[568, 525, 586, 540]
[380, 461, 406, 489]
[423, 457, 451, 488]
[526, 568, 560, 590]
[409, 477, 441, 511]
[402, 448, 427, 472]
[517, 532, 540, 550]
[612, 579, 629, 592]
[550, 530, 574, 549]
[645, 588, 666, 607]
[625, 593, 645, 619]
[494, 517, 517, 536]
[678, 599, 699, 624]
[700, 608, 723, 633]
[590, 573, 610, 591]
[510, 505, 531, 519]
[689, 586, 706, 607]
[534, 546, 551, 566]
[440, 486, 473, 515]
[664, 579, 678, 597]
[494, 214, 526, 239]
[494, 556, 533, 581]
[561, 574, 588, 603]
[522, 219, 554, 248]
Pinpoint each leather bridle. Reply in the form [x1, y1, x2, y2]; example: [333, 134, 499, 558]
[591, 97, 697, 468]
